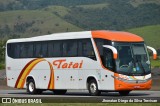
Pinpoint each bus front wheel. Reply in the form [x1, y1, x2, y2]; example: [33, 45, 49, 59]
[88, 79, 101, 96]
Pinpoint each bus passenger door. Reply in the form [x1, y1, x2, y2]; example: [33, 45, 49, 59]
[100, 47, 115, 90]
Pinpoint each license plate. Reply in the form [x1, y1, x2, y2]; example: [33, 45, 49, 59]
[134, 86, 140, 88]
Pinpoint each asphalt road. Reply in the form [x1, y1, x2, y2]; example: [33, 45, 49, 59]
[0, 90, 160, 103]
[0, 90, 160, 97]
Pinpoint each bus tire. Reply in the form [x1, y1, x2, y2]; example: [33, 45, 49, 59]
[119, 91, 130, 96]
[88, 79, 101, 96]
[27, 79, 38, 94]
[53, 90, 67, 95]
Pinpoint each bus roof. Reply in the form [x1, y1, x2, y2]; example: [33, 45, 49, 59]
[7, 30, 144, 43]
[7, 31, 91, 43]
[92, 30, 144, 42]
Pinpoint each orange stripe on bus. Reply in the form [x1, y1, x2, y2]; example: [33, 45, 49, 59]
[19, 59, 45, 88]
[48, 62, 54, 89]
[15, 59, 38, 88]
[15, 58, 55, 89]
[16, 58, 45, 88]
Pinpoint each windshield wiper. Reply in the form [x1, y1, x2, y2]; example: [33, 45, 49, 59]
[138, 61, 146, 75]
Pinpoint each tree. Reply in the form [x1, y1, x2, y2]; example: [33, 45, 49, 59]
[0, 40, 6, 63]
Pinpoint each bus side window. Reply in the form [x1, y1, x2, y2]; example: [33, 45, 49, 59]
[34, 42, 48, 58]
[63, 40, 78, 57]
[103, 48, 114, 71]
[53, 41, 62, 57]
[20, 44, 26, 58]
[20, 43, 33, 58]
[7, 43, 16, 58]
[63, 41, 68, 56]
[41, 42, 48, 57]
[94, 39, 104, 56]
[28, 44, 33, 58]
[69, 40, 78, 57]
[35, 42, 42, 58]
[14, 44, 20, 58]
[46, 41, 63, 57]
[78, 39, 96, 60]
[48, 41, 54, 57]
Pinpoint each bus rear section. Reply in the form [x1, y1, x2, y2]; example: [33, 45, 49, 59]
[6, 30, 157, 96]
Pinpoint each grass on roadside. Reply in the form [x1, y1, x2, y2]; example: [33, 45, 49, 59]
[0, 63, 5, 70]
[151, 57, 160, 68]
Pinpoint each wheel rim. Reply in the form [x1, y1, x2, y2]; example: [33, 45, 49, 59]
[29, 82, 34, 92]
[90, 83, 97, 93]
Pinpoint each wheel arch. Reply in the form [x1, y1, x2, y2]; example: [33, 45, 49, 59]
[26, 75, 36, 88]
[86, 76, 100, 90]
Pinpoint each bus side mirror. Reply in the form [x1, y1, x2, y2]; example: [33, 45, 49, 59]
[147, 46, 157, 60]
[103, 45, 118, 59]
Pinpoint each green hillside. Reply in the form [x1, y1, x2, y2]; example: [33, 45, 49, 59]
[42, 6, 70, 17]
[65, 1, 160, 30]
[0, 0, 160, 38]
[1, 0, 160, 11]
[76, 3, 109, 9]
[0, 0, 15, 4]
[0, 8, 82, 38]
[127, 25, 160, 49]
[130, 0, 160, 7]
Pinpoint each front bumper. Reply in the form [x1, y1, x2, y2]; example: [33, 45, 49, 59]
[113, 73, 152, 91]
[114, 78, 152, 90]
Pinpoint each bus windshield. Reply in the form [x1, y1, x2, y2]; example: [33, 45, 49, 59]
[115, 43, 150, 76]
[94, 39, 151, 76]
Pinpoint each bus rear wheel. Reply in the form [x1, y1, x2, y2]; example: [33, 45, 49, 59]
[88, 79, 101, 96]
[53, 90, 67, 95]
[119, 91, 130, 96]
[27, 79, 42, 94]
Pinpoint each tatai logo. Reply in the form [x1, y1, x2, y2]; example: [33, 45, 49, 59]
[53, 59, 83, 69]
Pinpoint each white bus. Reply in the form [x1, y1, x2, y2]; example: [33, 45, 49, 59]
[6, 30, 157, 96]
